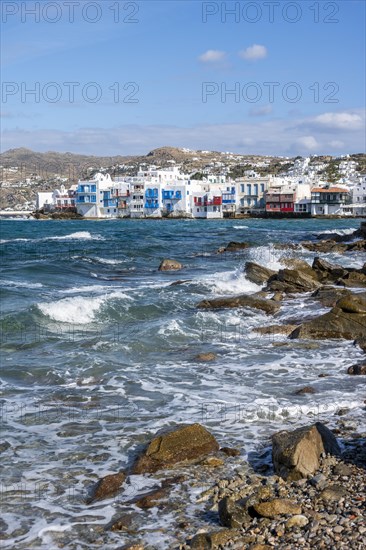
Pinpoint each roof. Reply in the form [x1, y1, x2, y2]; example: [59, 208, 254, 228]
[311, 187, 349, 193]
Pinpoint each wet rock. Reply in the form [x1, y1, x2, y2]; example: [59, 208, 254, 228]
[295, 386, 316, 395]
[333, 463, 353, 476]
[320, 484, 348, 501]
[312, 257, 348, 282]
[195, 352, 217, 362]
[285, 514, 309, 529]
[158, 259, 183, 271]
[311, 286, 351, 308]
[196, 295, 280, 314]
[170, 279, 191, 286]
[189, 529, 238, 549]
[87, 471, 126, 504]
[219, 241, 250, 253]
[272, 423, 340, 480]
[0, 441, 11, 453]
[131, 423, 219, 474]
[339, 272, 366, 288]
[301, 240, 348, 254]
[119, 546, 144, 550]
[133, 486, 169, 509]
[220, 447, 240, 457]
[267, 268, 321, 294]
[290, 297, 366, 340]
[347, 363, 366, 375]
[336, 293, 366, 313]
[253, 498, 301, 518]
[271, 291, 284, 302]
[245, 262, 276, 285]
[218, 496, 252, 528]
[107, 512, 137, 532]
[200, 456, 225, 468]
[254, 324, 298, 337]
[355, 337, 366, 353]
[281, 258, 311, 270]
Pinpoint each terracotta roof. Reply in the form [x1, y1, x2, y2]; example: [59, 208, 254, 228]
[311, 187, 349, 193]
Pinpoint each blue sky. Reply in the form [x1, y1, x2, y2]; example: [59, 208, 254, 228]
[1, 0, 365, 156]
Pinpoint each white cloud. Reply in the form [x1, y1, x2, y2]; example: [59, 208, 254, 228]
[312, 112, 363, 130]
[239, 44, 267, 60]
[198, 50, 226, 63]
[295, 136, 318, 151]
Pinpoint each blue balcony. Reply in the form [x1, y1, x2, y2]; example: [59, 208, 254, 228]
[76, 194, 96, 203]
[145, 201, 159, 209]
[162, 190, 173, 199]
[145, 189, 159, 198]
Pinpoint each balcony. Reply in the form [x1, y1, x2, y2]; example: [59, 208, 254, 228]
[145, 189, 159, 199]
[145, 201, 159, 209]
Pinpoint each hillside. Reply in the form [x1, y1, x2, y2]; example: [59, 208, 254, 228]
[0, 147, 365, 210]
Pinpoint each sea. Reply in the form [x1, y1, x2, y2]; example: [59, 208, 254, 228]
[1, 217, 365, 549]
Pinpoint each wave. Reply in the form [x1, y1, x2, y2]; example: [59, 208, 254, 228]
[316, 228, 355, 236]
[233, 225, 249, 229]
[1, 231, 104, 244]
[0, 280, 43, 289]
[37, 291, 132, 324]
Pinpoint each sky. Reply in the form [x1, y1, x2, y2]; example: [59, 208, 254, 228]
[1, 0, 365, 156]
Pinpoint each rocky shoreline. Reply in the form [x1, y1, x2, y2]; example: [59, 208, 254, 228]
[65, 222, 365, 550]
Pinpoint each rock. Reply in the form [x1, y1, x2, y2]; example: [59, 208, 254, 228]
[190, 529, 238, 549]
[338, 272, 366, 288]
[218, 497, 252, 528]
[107, 512, 137, 532]
[87, 471, 126, 503]
[220, 447, 240, 457]
[200, 456, 224, 467]
[196, 295, 280, 315]
[245, 262, 276, 285]
[355, 337, 366, 353]
[309, 473, 327, 488]
[219, 241, 250, 252]
[285, 515, 309, 529]
[253, 498, 301, 518]
[170, 279, 191, 286]
[254, 324, 298, 337]
[295, 386, 316, 395]
[272, 423, 340, 480]
[290, 300, 366, 340]
[267, 268, 321, 294]
[311, 287, 351, 308]
[336, 293, 366, 313]
[347, 363, 366, 375]
[281, 258, 311, 270]
[195, 352, 217, 362]
[312, 257, 347, 282]
[333, 463, 353, 476]
[271, 291, 284, 302]
[131, 423, 219, 474]
[301, 240, 348, 254]
[133, 487, 168, 509]
[319, 484, 348, 501]
[158, 259, 182, 271]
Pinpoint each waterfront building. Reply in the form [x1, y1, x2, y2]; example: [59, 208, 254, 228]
[310, 186, 350, 216]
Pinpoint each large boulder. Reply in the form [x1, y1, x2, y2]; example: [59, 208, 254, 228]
[272, 423, 340, 480]
[158, 259, 183, 271]
[267, 268, 320, 294]
[245, 262, 276, 285]
[311, 287, 351, 308]
[290, 294, 366, 340]
[338, 271, 366, 288]
[131, 424, 219, 474]
[312, 257, 348, 282]
[196, 295, 280, 314]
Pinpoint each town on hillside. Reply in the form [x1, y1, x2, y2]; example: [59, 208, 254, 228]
[38, 161, 366, 219]
[1, 149, 366, 218]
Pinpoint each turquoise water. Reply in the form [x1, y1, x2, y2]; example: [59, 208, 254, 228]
[1, 217, 365, 548]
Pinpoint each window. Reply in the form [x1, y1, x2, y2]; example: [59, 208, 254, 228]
[241, 184, 244, 193]
[261, 184, 265, 193]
